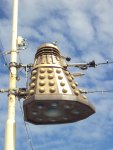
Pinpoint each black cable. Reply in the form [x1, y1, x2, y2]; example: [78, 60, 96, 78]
[68, 60, 113, 70]
[18, 53, 31, 88]
[0, 40, 9, 70]
[18, 53, 24, 75]
[0, 37, 14, 76]
[18, 67, 25, 75]
[18, 99, 34, 150]
[96, 61, 113, 66]
[82, 90, 113, 94]
[26, 66, 31, 89]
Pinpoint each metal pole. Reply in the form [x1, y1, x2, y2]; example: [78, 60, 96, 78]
[4, 0, 18, 149]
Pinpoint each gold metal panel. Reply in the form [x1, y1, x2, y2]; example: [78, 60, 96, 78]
[24, 43, 95, 125]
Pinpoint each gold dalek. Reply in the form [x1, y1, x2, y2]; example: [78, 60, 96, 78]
[23, 43, 95, 125]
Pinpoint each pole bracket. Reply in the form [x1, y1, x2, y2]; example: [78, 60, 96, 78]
[9, 62, 18, 68]
[7, 88, 28, 99]
[17, 63, 33, 68]
[17, 88, 28, 99]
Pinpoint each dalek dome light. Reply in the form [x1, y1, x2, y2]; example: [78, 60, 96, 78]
[23, 43, 95, 125]
[37, 43, 60, 50]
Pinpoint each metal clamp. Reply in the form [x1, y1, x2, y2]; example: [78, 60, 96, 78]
[9, 62, 18, 68]
[8, 89, 17, 95]
[17, 88, 28, 99]
[7, 88, 28, 99]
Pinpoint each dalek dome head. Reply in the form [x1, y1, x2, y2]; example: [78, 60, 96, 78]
[35, 43, 61, 59]
[23, 43, 95, 125]
[37, 43, 59, 51]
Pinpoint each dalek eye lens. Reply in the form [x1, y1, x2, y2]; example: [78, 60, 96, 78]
[38, 118, 43, 121]
[51, 103, 58, 107]
[72, 110, 80, 115]
[32, 112, 37, 116]
[64, 105, 70, 109]
[51, 119, 56, 122]
[37, 103, 44, 109]
[63, 117, 68, 120]
[45, 108, 62, 117]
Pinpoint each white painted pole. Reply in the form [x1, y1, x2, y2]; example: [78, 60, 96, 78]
[4, 0, 18, 149]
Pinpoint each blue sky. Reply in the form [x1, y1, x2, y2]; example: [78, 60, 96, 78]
[0, 0, 113, 150]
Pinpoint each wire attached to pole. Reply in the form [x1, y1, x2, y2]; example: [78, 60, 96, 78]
[81, 90, 113, 94]
[67, 60, 113, 70]
[18, 99, 35, 150]
[0, 43, 9, 70]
